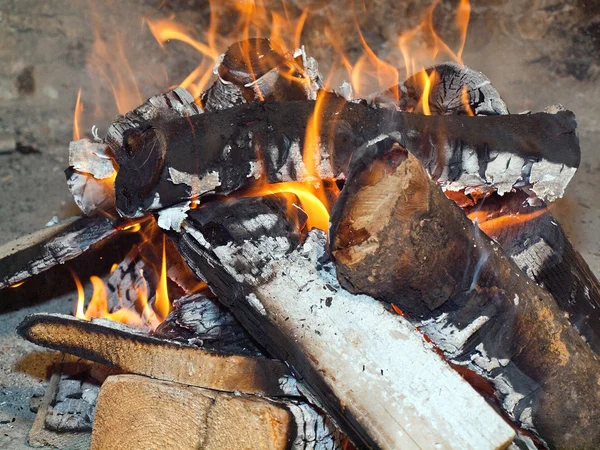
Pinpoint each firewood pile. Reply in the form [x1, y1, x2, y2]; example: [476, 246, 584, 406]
[2, 37, 599, 450]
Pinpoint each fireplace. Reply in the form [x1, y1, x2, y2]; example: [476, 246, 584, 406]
[1, 1, 599, 449]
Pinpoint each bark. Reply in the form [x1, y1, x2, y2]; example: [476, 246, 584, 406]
[465, 192, 600, 354]
[114, 98, 579, 218]
[172, 194, 515, 450]
[0, 216, 120, 290]
[92, 374, 341, 450]
[329, 143, 600, 449]
[18, 313, 297, 398]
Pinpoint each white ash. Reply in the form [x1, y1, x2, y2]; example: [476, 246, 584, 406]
[278, 374, 301, 397]
[67, 171, 114, 216]
[512, 239, 554, 280]
[420, 313, 490, 356]
[242, 213, 279, 233]
[529, 162, 576, 203]
[338, 81, 353, 101]
[168, 168, 220, 197]
[69, 139, 115, 179]
[157, 202, 191, 232]
[149, 192, 162, 210]
[287, 401, 341, 450]
[246, 293, 267, 316]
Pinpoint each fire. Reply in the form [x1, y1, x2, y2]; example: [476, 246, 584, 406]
[72, 231, 171, 331]
[468, 207, 549, 236]
[73, 88, 83, 141]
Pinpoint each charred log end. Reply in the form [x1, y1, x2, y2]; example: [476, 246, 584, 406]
[114, 126, 167, 217]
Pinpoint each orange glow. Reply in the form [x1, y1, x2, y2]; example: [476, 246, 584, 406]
[461, 86, 475, 116]
[73, 88, 83, 141]
[9, 281, 25, 289]
[468, 208, 549, 236]
[119, 222, 142, 233]
[154, 234, 171, 320]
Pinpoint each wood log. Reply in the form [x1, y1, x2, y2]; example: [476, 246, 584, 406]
[91, 374, 341, 450]
[17, 313, 298, 397]
[373, 62, 509, 116]
[172, 194, 515, 450]
[155, 293, 264, 357]
[114, 98, 579, 218]
[201, 38, 321, 112]
[465, 192, 600, 354]
[0, 216, 121, 290]
[329, 143, 600, 449]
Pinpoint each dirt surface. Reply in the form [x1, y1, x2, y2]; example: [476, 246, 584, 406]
[0, 0, 598, 448]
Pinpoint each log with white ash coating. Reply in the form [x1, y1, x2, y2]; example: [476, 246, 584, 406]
[329, 140, 600, 449]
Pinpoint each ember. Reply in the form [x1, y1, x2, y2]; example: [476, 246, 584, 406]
[2, 1, 600, 450]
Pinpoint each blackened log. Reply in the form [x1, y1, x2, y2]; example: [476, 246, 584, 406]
[114, 98, 579, 218]
[18, 313, 298, 398]
[329, 144, 600, 449]
[201, 38, 321, 112]
[154, 293, 264, 357]
[374, 62, 509, 116]
[0, 216, 120, 290]
[172, 194, 515, 450]
[466, 192, 600, 354]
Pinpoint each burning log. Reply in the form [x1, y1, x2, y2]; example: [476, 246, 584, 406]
[154, 293, 264, 357]
[17, 313, 297, 398]
[172, 194, 515, 449]
[92, 374, 341, 450]
[329, 142, 600, 448]
[114, 97, 579, 218]
[0, 216, 120, 290]
[466, 192, 600, 354]
[201, 38, 321, 112]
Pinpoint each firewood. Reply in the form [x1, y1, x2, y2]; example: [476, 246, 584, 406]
[0, 216, 119, 290]
[114, 97, 579, 218]
[329, 142, 600, 449]
[172, 194, 515, 449]
[154, 293, 264, 357]
[17, 313, 298, 398]
[201, 38, 321, 112]
[465, 192, 600, 354]
[91, 374, 341, 450]
[374, 62, 509, 116]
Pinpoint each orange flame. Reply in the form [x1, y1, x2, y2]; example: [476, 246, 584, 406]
[73, 88, 83, 141]
[468, 208, 549, 236]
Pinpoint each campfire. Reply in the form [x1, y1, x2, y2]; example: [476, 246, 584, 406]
[2, 1, 599, 449]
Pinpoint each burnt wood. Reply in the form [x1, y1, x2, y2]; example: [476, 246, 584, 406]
[0, 216, 120, 290]
[329, 143, 600, 449]
[172, 195, 514, 450]
[114, 98, 580, 218]
[466, 192, 600, 354]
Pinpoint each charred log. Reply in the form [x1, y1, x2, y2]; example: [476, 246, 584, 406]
[18, 313, 297, 398]
[114, 98, 579, 218]
[466, 192, 600, 354]
[0, 216, 121, 290]
[172, 194, 515, 449]
[329, 143, 600, 449]
[201, 38, 321, 112]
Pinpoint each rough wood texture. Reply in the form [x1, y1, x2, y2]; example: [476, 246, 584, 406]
[466, 192, 600, 354]
[201, 38, 321, 112]
[91, 374, 340, 450]
[0, 216, 119, 290]
[17, 313, 297, 397]
[329, 144, 600, 449]
[114, 97, 579, 218]
[173, 195, 515, 450]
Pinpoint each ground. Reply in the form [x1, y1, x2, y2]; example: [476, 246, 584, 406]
[0, 0, 598, 448]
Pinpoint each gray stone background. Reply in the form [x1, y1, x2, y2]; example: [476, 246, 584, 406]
[0, 0, 598, 447]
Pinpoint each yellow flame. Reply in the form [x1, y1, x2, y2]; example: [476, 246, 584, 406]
[154, 234, 171, 320]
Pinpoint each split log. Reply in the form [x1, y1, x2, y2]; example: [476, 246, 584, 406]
[173, 194, 515, 449]
[17, 313, 298, 397]
[91, 374, 341, 450]
[465, 192, 600, 354]
[201, 38, 321, 112]
[0, 216, 121, 290]
[155, 293, 264, 357]
[114, 98, 579, 218]
[329, 143, 600, 449]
